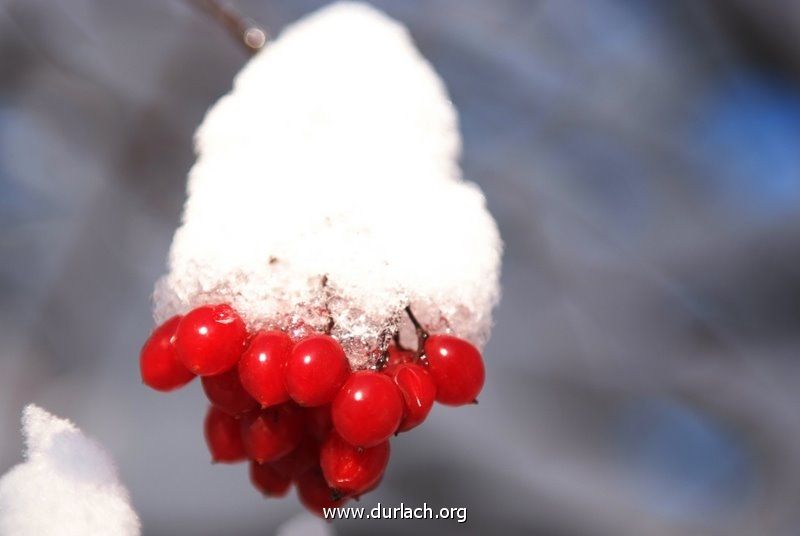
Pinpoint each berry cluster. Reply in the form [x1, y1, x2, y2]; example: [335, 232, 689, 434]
[140, 303, 485, 515]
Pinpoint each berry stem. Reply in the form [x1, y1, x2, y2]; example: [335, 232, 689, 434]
[404, 306, 428, 357]
[373, 328, 393, 371]
[321, 275, 334, 335]
[392, 331, 410, 352]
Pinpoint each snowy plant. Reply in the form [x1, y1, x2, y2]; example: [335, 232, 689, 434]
[0, 405, 140, 536]
[154, 1, 503, 369]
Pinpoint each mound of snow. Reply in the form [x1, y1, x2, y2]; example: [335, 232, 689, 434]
[155, 1, 502, 369]
[0, 405, 140, 536]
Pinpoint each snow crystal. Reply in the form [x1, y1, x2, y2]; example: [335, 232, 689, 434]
[0, 405, 140, 536]
[155, 1, 503, 369]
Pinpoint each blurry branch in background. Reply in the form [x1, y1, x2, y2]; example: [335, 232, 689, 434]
[189, 0, 267, 55]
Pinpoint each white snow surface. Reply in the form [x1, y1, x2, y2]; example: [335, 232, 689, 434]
[155, 1, 502, 369]
[0, 405, 140, 536]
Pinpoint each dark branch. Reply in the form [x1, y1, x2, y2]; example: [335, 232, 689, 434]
[190, 0, 267, 55]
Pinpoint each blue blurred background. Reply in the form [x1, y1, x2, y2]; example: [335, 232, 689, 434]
[1, 1, 799, 534]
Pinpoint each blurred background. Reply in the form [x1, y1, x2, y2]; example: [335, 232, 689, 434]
[1, 0, 800, 534]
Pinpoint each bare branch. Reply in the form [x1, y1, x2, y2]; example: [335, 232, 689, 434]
[189, 0, 267, 55]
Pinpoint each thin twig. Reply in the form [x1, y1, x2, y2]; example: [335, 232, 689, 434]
[392, 330, 410, 352]
[404, 306, 428, 357]
[373, 328, 393, 371]
[190, 0, 267, 55]
[320, 275, 334, 334]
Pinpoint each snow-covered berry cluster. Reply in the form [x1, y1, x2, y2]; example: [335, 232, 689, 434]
[142, 1, 501, 516]
[140, 302, 484, 515]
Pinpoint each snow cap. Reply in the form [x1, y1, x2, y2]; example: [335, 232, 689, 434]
[155, 2, 502, 369]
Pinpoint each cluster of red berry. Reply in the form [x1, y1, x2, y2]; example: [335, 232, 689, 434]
[140, 303, 484, 515]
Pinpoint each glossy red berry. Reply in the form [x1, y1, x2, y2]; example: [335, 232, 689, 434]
[303, 405, 333, 441]
[140, 315, 195, 391]
[424, 334, 485, 406]
[332, 371, 403, 447]
[359, 474, 383, 497]
[250, 461, 291, 498]
[204, 405, 246, 463]
[285, 335, 350, 406]
[385, 362, 436, 432]
[175, 304, 248, 376]
[386, 345, 415, 368]
[320, 431, 390, 496]
[271, 437, 320, 479]
[238, 330, 292, 407]
[240, 404, 303, 463]
[201, 367, 258, 416]
[296, 467, 347, 516]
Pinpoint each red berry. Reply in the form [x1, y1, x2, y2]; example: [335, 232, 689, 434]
[250, 461, 291, 497]
[296, 467, 347, 516]
[320, 431, 389, 496]
[332, 371, 403, 447]
[204, 406, 246, 463]
[385, 362, 436, 432]
[285, 335, 350, 406]
[423, 334, 485, 405]
[175, 304, 247, 376]
[140, 316, 195, 391]
[386, 345, 415, 368]
[360, 473, 384, 496]
[240, 404, 303, 463]
[238, 331, 292, 407]
[201, 367, 258, 416]
[303, 405, 333, 441]
[271, 437, 320, 479]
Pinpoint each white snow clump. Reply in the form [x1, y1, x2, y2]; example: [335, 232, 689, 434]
[0, 405, 140, 536]
[154, 1, 502, 369]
